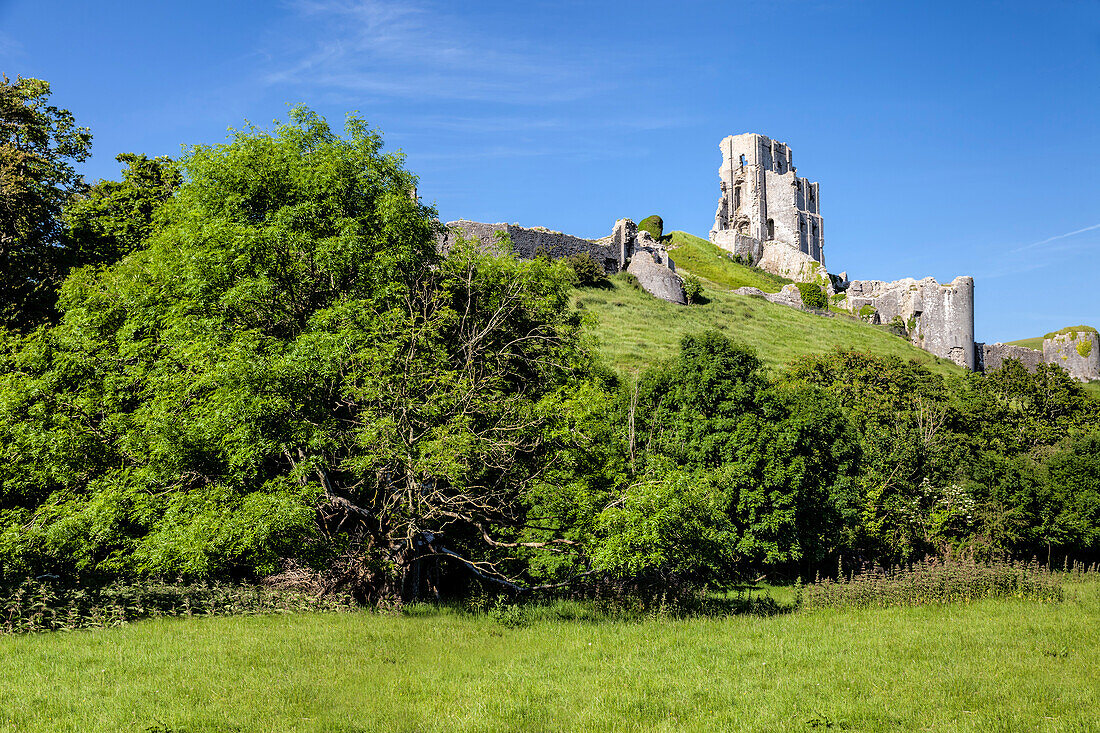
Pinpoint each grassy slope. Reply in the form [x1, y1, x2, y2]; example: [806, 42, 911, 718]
[1005, 336, 1044, 351]
[1, 581, 1098, 732]
[578, 275, 962, 376]
[664, 231, 792, 293]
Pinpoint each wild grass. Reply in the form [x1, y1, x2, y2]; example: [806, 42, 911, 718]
[797, 557, 1065, 611]
[576, 274, 964, 377]
[1005, 336, 1044, 351]
[664, 230, 792, 293]
[1, 579, 1098, 731]
[0, 580, 357, 634]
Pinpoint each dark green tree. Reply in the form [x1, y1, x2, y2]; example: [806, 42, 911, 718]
[0, 76, 92, 330]
[64, 153, 181, 267]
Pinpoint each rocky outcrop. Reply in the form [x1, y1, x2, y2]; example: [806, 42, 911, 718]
[756, 241, 831, 287]
[1043, 329, 1099, 382]
[733, 284, 815, 310]
[628, 231, 686, 304]
[977, 343, 1043, 374]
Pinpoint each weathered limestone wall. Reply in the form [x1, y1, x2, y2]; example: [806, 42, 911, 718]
[1043, 330, 1099, 382]
[756, 241, 831, 287]
[843, 276, 976, 369]
[977, 343, 1044, 374]
[440, 221, 624, 273]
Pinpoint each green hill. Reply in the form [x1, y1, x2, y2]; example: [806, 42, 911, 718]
[577, 274, 963, 376]
[664, 231, 792, 293]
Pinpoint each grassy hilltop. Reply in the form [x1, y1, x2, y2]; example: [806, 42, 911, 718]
[579, 230, 963, 376]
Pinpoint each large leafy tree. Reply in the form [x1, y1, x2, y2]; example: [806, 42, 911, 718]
[64, 152, 181, 268]
[0, 108, 604, 601]
[0, 76, 92, 330]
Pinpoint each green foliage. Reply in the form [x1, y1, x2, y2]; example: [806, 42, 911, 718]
[1044, 324, 1098, 341]
[1076, 338, 1092, 358]
[858, 304, 877, 320]
[637, 214, 663, 240]
[0, 76, 93, 330]
[0, 108, 606, 602]
[886, 315, 908, 338]
[796, 282, 827, 309]
[682, 274, 704, 304]
[562, 250, 608, 286]
[63, 152, 181, 268]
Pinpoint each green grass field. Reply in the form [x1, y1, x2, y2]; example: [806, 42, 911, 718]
[577, 275, 962, 377]
[664, 231, 792, 293]
[1, 581, 1097, 732]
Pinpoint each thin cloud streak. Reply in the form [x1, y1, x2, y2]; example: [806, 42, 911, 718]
[1010, 222, 1100, 253]
[265, 0, 609, 104]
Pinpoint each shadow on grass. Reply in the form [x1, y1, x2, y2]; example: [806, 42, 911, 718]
[402, 587, 795, 627]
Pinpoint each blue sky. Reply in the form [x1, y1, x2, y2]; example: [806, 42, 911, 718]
[2, 0, 1098, 343]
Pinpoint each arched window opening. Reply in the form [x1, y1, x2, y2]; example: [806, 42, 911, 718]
[766, 219, 775, 240]
[733, 185, 741, 209]
[739, 154, 746, 168]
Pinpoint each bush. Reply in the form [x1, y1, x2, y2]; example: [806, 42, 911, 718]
[683, 275, 704, 304]
[796, 282, 827, 309]
[887, 315, 908, 338]
[638, 215, 663, 240]
[563, 251, 608, 286]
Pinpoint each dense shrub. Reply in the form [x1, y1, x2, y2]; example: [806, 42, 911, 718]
[683, 274, 704, 304]
[564, 251, 609, 286]
[796, 282, 827, 309]
[638, 215, 663, 240]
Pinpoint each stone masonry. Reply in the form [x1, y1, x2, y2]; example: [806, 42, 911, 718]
[842, 277, 976, 369]
[709, 134, 827, 284]
[1043, 329, 1099, 382]
[439, 218, 685, 304]
[976, 343, 1044, 374]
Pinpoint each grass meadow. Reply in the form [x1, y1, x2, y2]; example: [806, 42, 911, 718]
[576, 274, 963, 377]
[0, 580, 1097, 732]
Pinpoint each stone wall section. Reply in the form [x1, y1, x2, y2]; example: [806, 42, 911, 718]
[843, 276, 976, 369]
[440, 220, 624, 274]
[439, 218, 686, 305]
[1043, 330, 1099, 382]
[976, 343, 1044, 374]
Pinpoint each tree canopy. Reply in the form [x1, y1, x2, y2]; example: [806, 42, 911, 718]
[0, 76, 92, 330]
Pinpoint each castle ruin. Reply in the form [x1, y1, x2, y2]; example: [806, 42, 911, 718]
[709, 134, 827, 284]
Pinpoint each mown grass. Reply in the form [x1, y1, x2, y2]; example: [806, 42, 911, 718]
[576, 274, 963, 377]
[1, 580, 1097, 732]
[664, 231, 792, 293]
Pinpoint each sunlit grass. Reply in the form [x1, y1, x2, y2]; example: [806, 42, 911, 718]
[576, 274, 963, 377]
[1, 581, 1097, 731]
[665, 230, 792, 293]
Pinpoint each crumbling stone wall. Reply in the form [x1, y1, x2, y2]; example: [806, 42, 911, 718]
[843, 276, 976, 369]
[976, 343, 1043, 374]
[1043, 329, 1099, 382]
[439, 218, 685, 304]
[440, 220, 624, 273]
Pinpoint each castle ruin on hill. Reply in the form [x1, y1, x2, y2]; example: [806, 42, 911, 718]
[433, 133, 1097, 382]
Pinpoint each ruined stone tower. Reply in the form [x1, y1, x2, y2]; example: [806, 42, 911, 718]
[710, 133, 825, 267]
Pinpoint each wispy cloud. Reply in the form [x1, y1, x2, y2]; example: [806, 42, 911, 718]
[265, 0, 608, 104]
[1010, 222, 1100, 253]
[0, 31, 22, 60]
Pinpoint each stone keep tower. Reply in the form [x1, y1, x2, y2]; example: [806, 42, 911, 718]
[709, 133, 825, 266]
